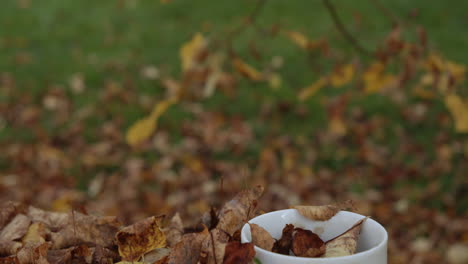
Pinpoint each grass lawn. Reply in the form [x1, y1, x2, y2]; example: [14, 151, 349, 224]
[0, 0, 467, 207]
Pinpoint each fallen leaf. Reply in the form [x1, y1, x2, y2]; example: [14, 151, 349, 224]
[272, 224, 294, 255]
[142, 248, 171, 264]
[330, 64, 355, 87]
[165, 228, 209, 264]
[445, 93, 468, 133]
[217, 185, 264, 236]
[180, 33, 207, 72]
[323, 217, 366, 257]
[91, 245, 120, 264]
[0, 202, 24, 230]
[328, 117, 347, 137]
[22, 222, 47, 244]
[17, 242, 50, 264]
[126, 98, 177, 146]
[291, 204, 340, 221]
[0, 241, 22, 256]
[363, 62, 395, 93]
[232, 58, 262, 81]
[291, 228, 325, 257]
[0, 256, 19, 264]
[50, 212, 121, 249]
[116, 216, 166, 261]
[447, 243, 468, 264]
[27, 207, 68, 231]
[249, 223, 274, 251]
[0, 214, 30, 241]
[298, 77, 327, 101]
[200, 228, 229, 264]
[163, 213, 184, 247]
[284, 31, 309, 49]
[222, 242, 255, 264]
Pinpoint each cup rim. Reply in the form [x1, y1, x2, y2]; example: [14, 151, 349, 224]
[241, 209, 388, 261]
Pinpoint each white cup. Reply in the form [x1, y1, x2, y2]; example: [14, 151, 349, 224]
[241, 209, 388, 264]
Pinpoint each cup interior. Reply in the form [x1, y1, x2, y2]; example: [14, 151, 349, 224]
[241, 209, 387, 263]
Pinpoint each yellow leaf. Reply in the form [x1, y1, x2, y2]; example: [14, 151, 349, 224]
[445, 93, 468, 133]
[22, 222, 46, 244]
[268, 73, 282, 90]
[330, 64, 355, 87]
[284, 31, 309, 50]
[180, 33, 206, 72]
[116, 216, 166, 261]
[126, 99, 176, 146]
[363, 62, 395, 93]
[232, 58, 262, 81]
[298, 77, 327, 101]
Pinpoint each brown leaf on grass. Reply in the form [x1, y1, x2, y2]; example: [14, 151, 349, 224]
[222, 242, 255, 264]
[217, 185, 264, 236]
[445, 93, 468, 133]
[0, 214, 30, 241]
[291, 228, 325, 257]
[17, 242, 50, 264]
[272, 224, 294, 255]
[116, 216, 166, 261]
[298, 77, 327, 101]
[165, 228, 210, 264]
[200, 228, 229, 264]
[291, 205, 340, 221]
[50, 212, 121, 249]
[323, 217, 367, 257]
[163, 213, 184, 247]
[232, 58, 262, 81]
[248, 223, 274, 251]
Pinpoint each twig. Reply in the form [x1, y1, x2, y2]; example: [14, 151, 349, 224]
[322, 0, 372, 56]
[209, 231, 218, 264]
[225, 0, 268, 45]
[368, 0, 399, 26]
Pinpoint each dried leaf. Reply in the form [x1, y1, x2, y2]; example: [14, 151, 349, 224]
[292, 204, 340, 221]
[17, 242, 50, 264]
[116, 216, 166, 261]
[249, 223, 274, 251]
[223, 242, 255, 264]
[27, 207, 68, 231]
[200, 228, 229, 264]
[363, 62, 395, 93]
[92, 245, 120, 264]
[217, 185, 264, 236]
[22, 222, 47, 244]
[126, 98, 176, 146]
[50, 212, 121, 249]
[0, 256, 19, 264]
[180, 33, 206, 72]
[298, 77, 327, 101]
[0, 202, 24, 231]
[445, 93, 468, 133]
[330, 64, 355, 87]
[323, 217, 366, 257]
[163, 213, 184, 247]
[0, 241, 22, 256]
[142, 248, 171, 264]
[165, 228, 209, 264]
[292, 228, 325, 257]
[0, 214, 30, 241]
[272, 224, 294, 255]
[328, 117, 347, 137]
[232, 58, 262, 81]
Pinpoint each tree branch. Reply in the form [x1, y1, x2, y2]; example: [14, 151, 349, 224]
[322, 0, 372, 57]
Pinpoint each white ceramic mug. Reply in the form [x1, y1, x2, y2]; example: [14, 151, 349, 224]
[241, 209, 388, 264]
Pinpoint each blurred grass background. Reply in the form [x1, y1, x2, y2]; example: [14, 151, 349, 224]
[1, 0, 467, 211]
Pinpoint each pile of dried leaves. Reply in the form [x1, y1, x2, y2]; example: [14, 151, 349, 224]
[0, 186, 264, 264]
